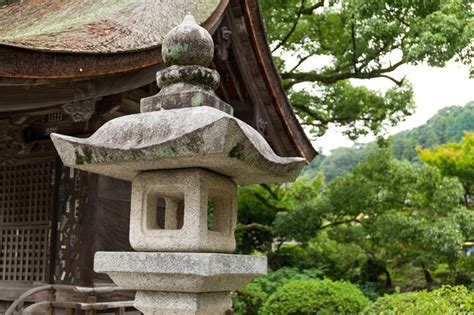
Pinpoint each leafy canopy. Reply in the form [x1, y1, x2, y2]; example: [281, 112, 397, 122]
[262, 0, 473, 138]
[418, 132, 474, 206]
[275, 149, 473, 272]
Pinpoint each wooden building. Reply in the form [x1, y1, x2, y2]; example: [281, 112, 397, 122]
[0, 0, 315, 312]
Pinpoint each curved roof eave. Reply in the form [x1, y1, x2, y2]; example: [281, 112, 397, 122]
[240, 0, 317, 162]
[0, 0, 316, 162]
[0, 0, 223, 54]
[0, 0, 228, 79]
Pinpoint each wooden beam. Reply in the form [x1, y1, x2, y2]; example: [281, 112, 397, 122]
[0, 66, 161, 113]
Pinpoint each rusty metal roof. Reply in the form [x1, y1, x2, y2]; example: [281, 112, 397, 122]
[0, 0, 221, 53]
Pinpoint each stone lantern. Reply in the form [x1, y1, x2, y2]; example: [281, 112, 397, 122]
[51, 15, 305, 315]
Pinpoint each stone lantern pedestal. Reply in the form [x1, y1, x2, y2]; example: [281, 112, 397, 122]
[95, 252, 265, 314]
[51, 15, 305, 314]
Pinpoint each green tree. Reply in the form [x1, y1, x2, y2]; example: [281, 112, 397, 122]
[316, 144, 377, 182]
[236, 175, 324, 256]
[262, 0, 473, 139]
[274, 150, 474, 286]
[418, 132, 474, 206]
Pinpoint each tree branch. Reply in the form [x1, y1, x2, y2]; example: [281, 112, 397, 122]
[300, 0, 324, 15]
[260, 184, 279, 200]
[252, 189, 288, 213]
[319, 216, 361, 230]
[282, 60, 404, 86]
[291, 100, 329, 124]
[378, 74, 406, 86]
[351, 20, 358, 73]
[289, 54, 313, 73]
[272, 0, 306, 52]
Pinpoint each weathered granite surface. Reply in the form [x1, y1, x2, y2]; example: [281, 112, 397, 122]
[94, 252, 267, 292]
[51, 106, 305, 185]
[162, 15, 214, 67]
[134, 291, 231, 315]
[130, 168, 237, 252]
[141, 15, 232, 114]
[140, 76, 233, 114]
[53, 14, 276, 314]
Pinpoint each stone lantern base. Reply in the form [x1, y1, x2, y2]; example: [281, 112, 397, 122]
[135, 291, 232, 315]
[94, 252, 267, 314]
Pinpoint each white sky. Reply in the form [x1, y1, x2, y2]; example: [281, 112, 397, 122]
[311, 62, 474, 155]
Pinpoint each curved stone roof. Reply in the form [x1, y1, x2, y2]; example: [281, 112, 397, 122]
[0, 0, 221, 53]
[51, 106, 306, 185]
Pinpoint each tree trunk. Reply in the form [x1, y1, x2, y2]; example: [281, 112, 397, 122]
[382, 266, 392, 288]
[421, 262, 434, 284]
[365, 258, 392, 288]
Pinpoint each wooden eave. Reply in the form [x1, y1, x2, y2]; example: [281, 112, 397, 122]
[0, 0, 228, 79]
[0, 0, 316, 162]
[228, 0, 316, 161]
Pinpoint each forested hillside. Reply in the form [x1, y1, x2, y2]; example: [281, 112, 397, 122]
[392, 101, 474, 161]
[304, 101, 474, 181]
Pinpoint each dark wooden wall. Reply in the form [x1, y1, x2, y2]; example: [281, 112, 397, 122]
[53, 164, 133, 286]
[89, 175, 133, 285]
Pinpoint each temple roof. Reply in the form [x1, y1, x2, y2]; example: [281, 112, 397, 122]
[0, 0, 221, 53]
[0, 0, 317, 161]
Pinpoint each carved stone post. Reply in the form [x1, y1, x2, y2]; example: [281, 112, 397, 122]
[51, 15, 305, 315]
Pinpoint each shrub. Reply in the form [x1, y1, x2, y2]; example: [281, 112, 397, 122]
[254, 267, 324, 297]
[233, 267, 323, 315]
[357, 282, 385, 301]
[259, 279, 370, 315]
[233, 283, 268, 315]
[363, 285, 474, 314]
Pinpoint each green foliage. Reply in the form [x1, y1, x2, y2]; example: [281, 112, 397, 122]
[254, 267, 324, 296]
[392, 102, 474, 162]
[305, 232, 367, 280]
[357, 282, 385, 302]
[289, 80, 415, 139]
[272, 233, 367, 281]
[457, 254, 474, 281]
[275, 148, 472, 288]
[262, 0, 473, 138]
[259, 279, 370, 315]
[301, 102, 474, 181]
[238, 175, 324, 225]
[238, 175, 324, 252]
[235, 223, 273, 255]
[233, 267, 324, 315]
[300, 154, 326, 179]
[364, 285, 474, 314]
[0, 0, 20, 6]
[318, 144, 377, 182]
[246, 147, 473, 292]
[340, 151, 469, 270]
[273, 199, 323, 243]
[238, 185, 278, 226]
[232, 283, 268, 315]
[237, 108, 474, 300]
[418, 132, 474, 206]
